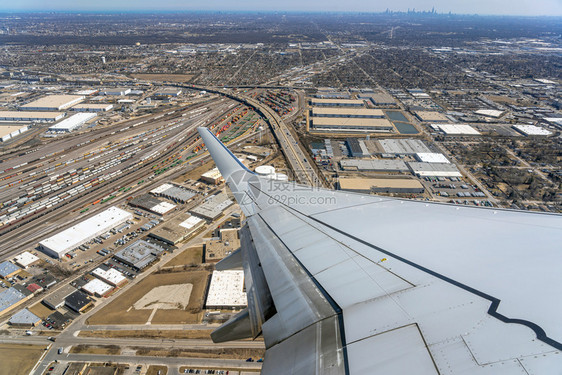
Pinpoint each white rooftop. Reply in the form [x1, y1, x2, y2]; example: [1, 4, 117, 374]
[433, 124, 481, 135]
[180, 216, 204, 229]
[513, 125, 552, 136]
[474, 109, 503, 118]
[49, 112, 97, 132]
[92, 267, 126, 286]
[13, 252, 39, 268]
[150, 201, 176, 215]
[415, 153, 450, 164]
[206, 270, 247, 308]
[150, 183, 174, 195]
[82, 278, 112, 296]
[39, 207, 132, 256]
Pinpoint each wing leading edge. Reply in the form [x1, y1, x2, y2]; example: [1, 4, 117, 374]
[198, 127, 562, 375]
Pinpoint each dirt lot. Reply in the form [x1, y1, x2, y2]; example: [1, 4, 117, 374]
[87, 270, 210, 325]
[0, 344, 46, 375]
[175, 160, 217, 184]
[28, 303, 55, 319]
[131, 73, 194, 82]
[164, 246, 203, 267]
[134, 347, 265, 360]
[146, 365, 168, 375]
[78, 329, 213, 340]
[70, 345, 121, 355]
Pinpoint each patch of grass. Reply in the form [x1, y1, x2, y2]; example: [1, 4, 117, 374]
[164, 246, 204, 267]
[146, 365, 168, 375]
[79, 329, 212, 340]
[0, 344, 47, 375]
[70, 345, 121, 355]
[133, 347, 266, 360]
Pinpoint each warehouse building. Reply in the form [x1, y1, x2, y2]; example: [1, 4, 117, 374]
[0, 287, 31, 315]
[408, 162, 462, 177]
[48, 112, 97, 133]
[340, 159, 409, 172]
[205, 228, 241, 262]
[81, 278, 112, 297]
[154, 88, 182, 97]
[9, 308, 42, 327]
[42, 284, 77, 309]
[92, 268, 127, 287]
[13, 252, 40, 269]
[309, 117, 394, 133]
[102, 88, 131, 96]
[205, 270, 247, 309]
[39, 207, 132, 259]
[65, 290, 93, 313]
[512, 125, 552, 136]
[309, 98, 366, 107]
[431, 124, 481, 136]
[150, 183, 196, 203]
[311, 107, 385, 118]
[0, 124, 29, 142]
[346, 138, 370, 158]
[378, 139, 431, 155]
[20, 94, 84, 111]
[70, 103, 114, 112]
[415, 153, 450, 163]
[414, 111, 449, 122]
[113, 240, 164, 270]
[357, 92, 397, 107]
[0, 111, 65, 122]
[129, 194, 176, 215]
[149, 214, 205, 245]
[0, 261, 21, 279]
[200, 168, 224, 185]
[190, 193, 234, 221]
[338, 178, 425, 194]
[475, 109, 504, 118]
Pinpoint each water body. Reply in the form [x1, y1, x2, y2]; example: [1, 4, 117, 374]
[384, 110, 419, 134]
[394, 122, 419, 134]
[385, 110, 409, 122]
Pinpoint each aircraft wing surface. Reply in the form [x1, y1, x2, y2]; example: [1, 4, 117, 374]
[198, 127, 562, 375]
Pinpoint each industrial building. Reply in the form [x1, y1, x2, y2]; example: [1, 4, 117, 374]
[39, 207, 132, 259]
[65, 290, 93, 313]
[415, 153, 450, 163]
[42, 284, 77, 309]
[20, 94, 84, 111]
[338, 178, 425, 194]
[0, 287, 31, 315]
[205, 228, 241, 262]
[81, 278, 113, 297]
[309, 98, 366, 107]
[378, 139, 431, 155]
[0, 111, 65, 122]
[357, 92, 397, 107]
[70, 103, 114, 112]
[190, 193, 234, 221]
[8, 308, 42, 327]
[309, 117, 394, 133]
[129, 194, 176, 215]
[205, 270, 247, 309]
[48, 112, 97, 133]
[414, 111, 450, 122]
[113, 240, 164, 270]
[512, 125, 552, 136]
[149, 214, 205, 245]
[475, 109, 504, 118]
[154, 88, 182, 97]
[346, 138, 370, 158]
[311, 107, 385, 118]
[200, 168, 224, 185]
[408, 162, 462, 177]
[0, 124, 29, 142]
[0, 261, 21, 279]
[340, 159, 409, 172]
[102, 88, 131, 96]
[150, 183, 196, 203]
[13, 252, 40, 269]
[92, 267, 127, 287]
[431, 124, 481, 136]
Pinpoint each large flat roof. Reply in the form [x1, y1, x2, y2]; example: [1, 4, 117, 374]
[205, 270, 247, 308]
[39, 207, 132, 256]
[311, 117, 393, 128]
[340, 159, 409, 172]
[414, 111, 449, 122]
[378, 139, 431, 154]
[20, 95, 84, 110]
[0, 125, 26, 138]
[311, 107, 385, 117]
[408, 162, 462, 177]
[0, 111, 64, 120]
[49, 112, 97, 131]
[339, 178, 424, 190]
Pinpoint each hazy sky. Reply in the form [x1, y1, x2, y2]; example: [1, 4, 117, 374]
[1, 0, 562, 16]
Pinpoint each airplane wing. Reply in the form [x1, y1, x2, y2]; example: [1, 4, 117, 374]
[198, 127, 562, 375]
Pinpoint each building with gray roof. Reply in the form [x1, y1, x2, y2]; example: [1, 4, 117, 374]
[150, 183, 196, 203]
[113, 240, 164, 270]
[0, 287, 30, 314]
[9, 308, 42, 327]
[0, 261, 21, 279]
[190, 193, 234, 221]
[378, 139, 432, 155]
[340, 159, 409, 172]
